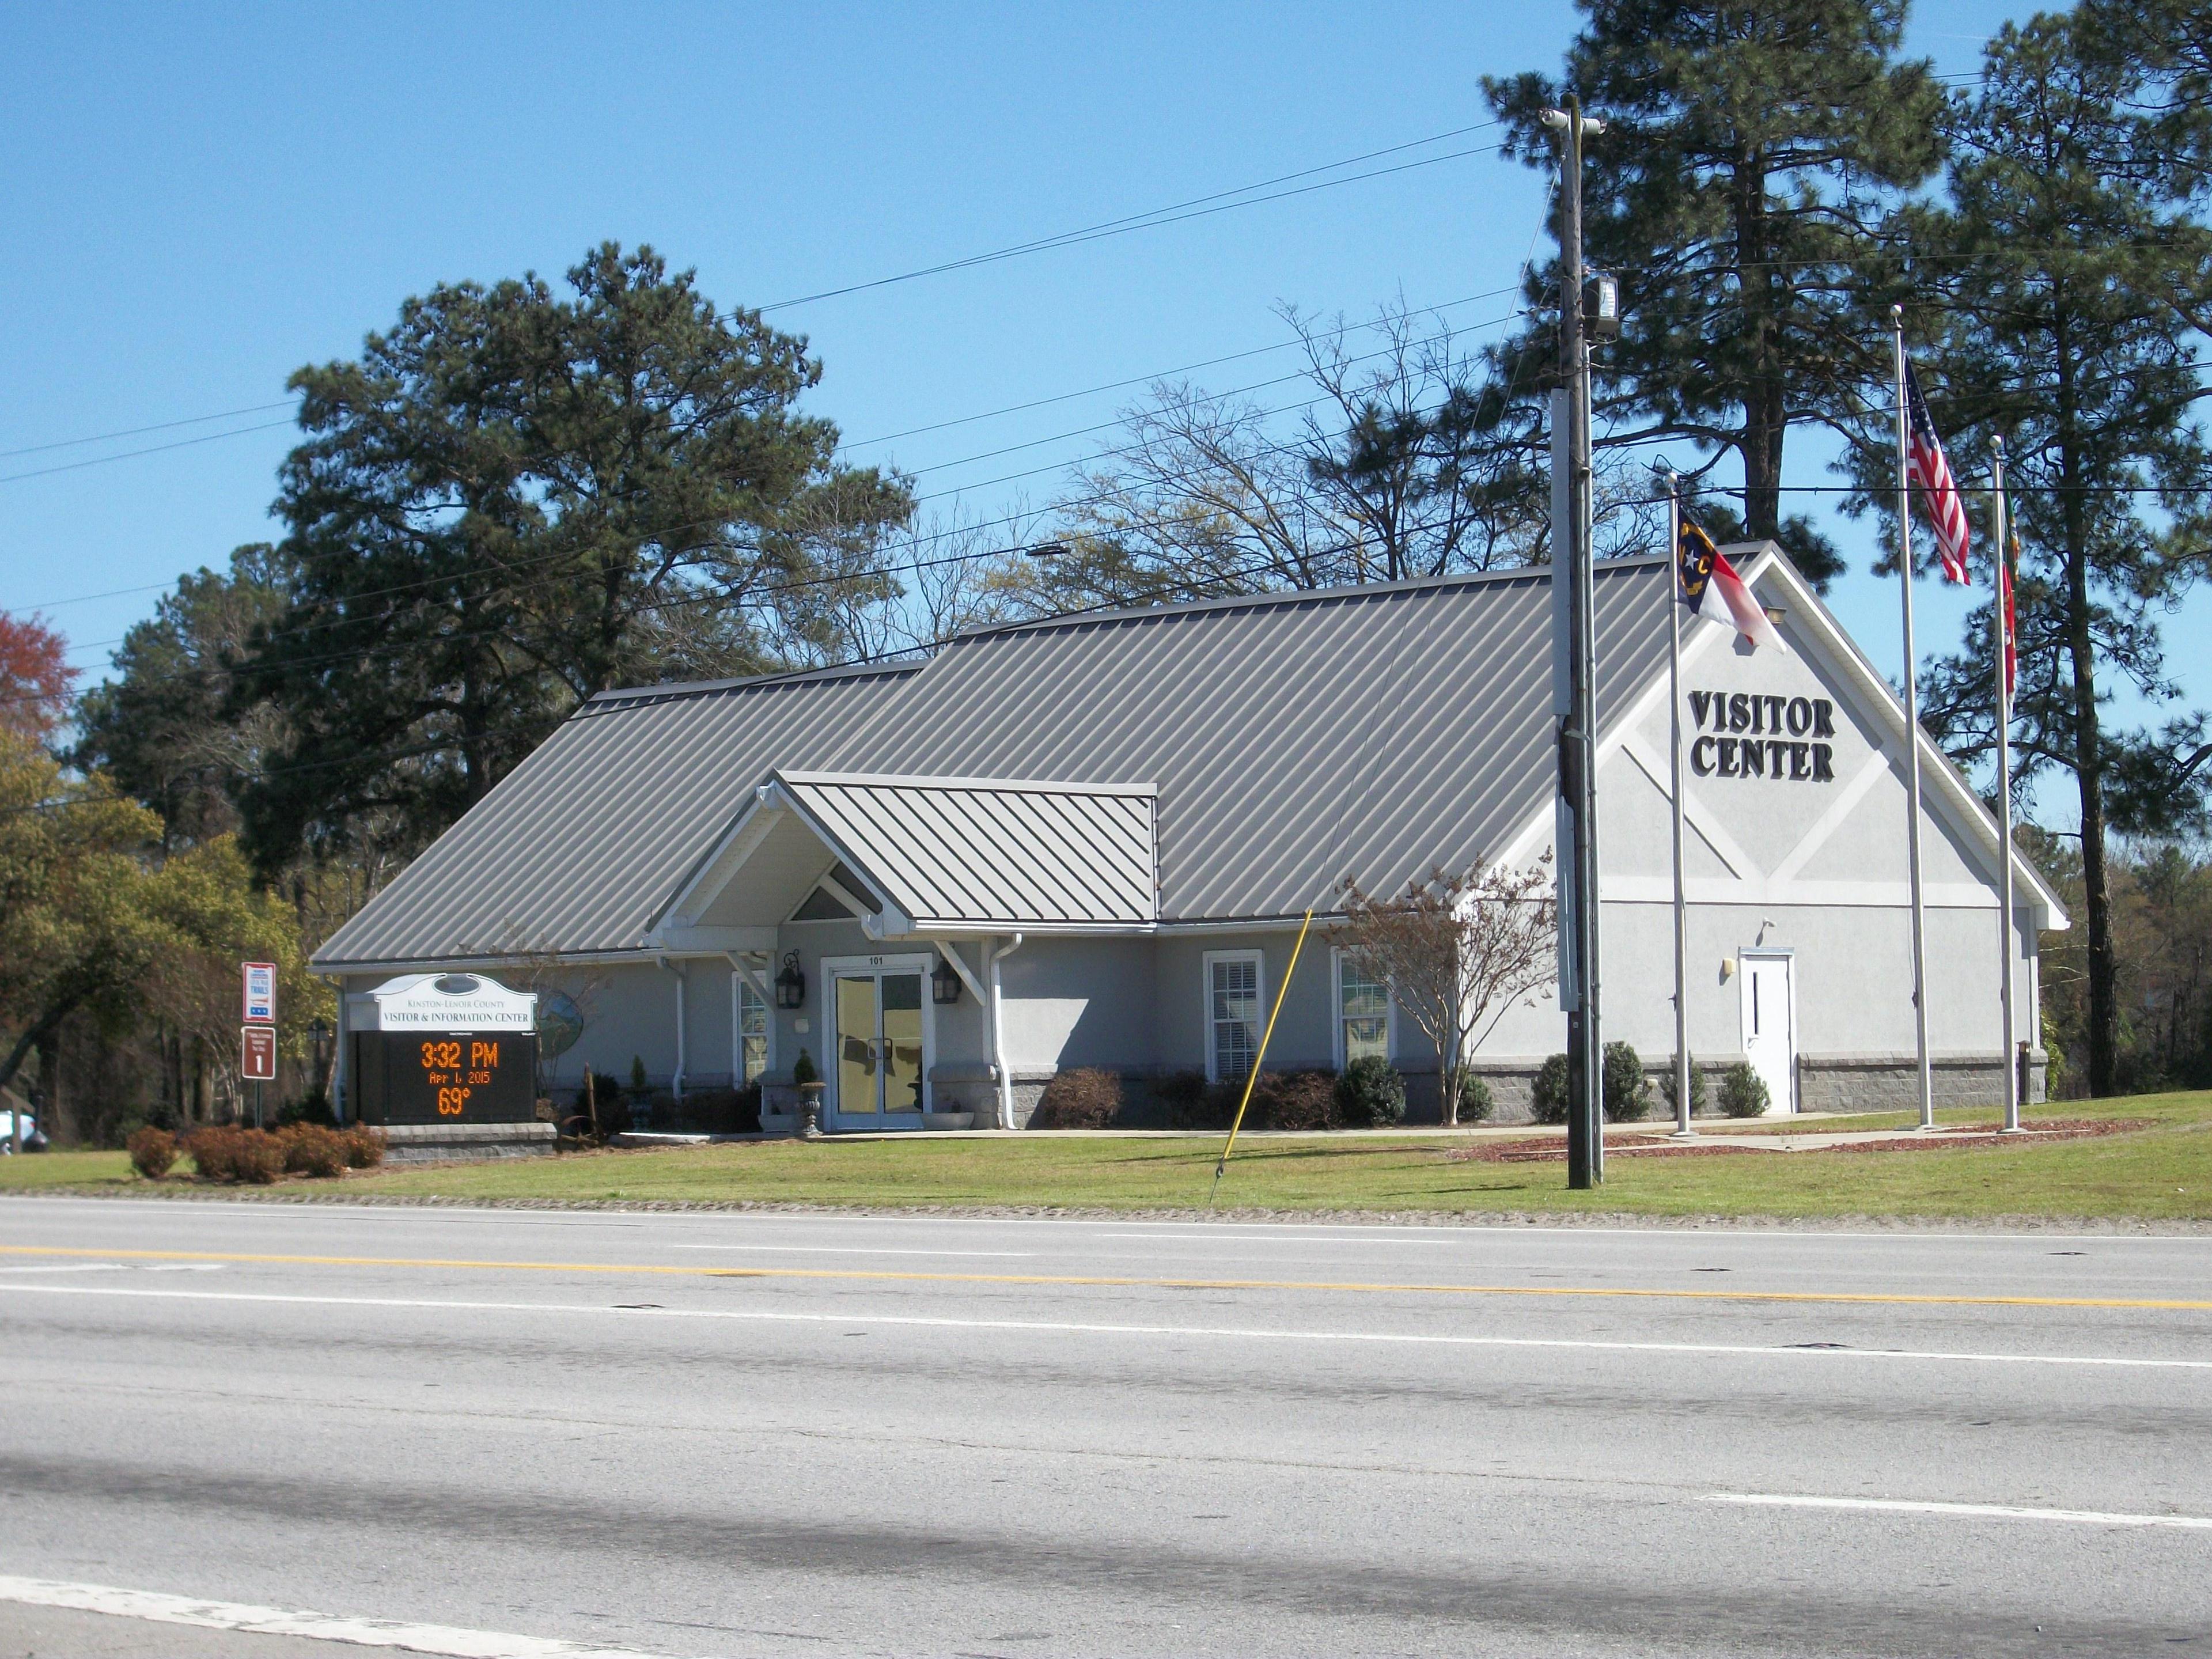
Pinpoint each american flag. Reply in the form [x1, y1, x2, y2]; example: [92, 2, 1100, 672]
[1904, 362, 1971, 584]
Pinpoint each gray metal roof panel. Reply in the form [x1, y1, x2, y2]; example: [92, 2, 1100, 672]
[319, 561, 1676, 963]
[838, 561, 1670, 921]
[315, 665, 920, 967]
[775, 774, 1156, 926]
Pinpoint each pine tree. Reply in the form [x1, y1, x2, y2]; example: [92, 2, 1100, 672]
[1871, 10, 2212, 1097]
[1484, 0, 1945, 584]
[233, 243, 912, 878]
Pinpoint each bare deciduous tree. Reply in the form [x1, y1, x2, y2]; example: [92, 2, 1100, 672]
[1335, 854, 1556, 1125]
[1036, 301, 1555, 612]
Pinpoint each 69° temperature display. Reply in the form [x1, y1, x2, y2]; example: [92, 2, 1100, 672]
[353, 1029, 538, 1126]
[420, 1038, 504, 1115]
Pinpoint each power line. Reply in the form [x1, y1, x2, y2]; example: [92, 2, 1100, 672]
[757, 121, 1503, 312]
[0, 119, 1510, 482]
[26, 300, 1539, 643]
[0, 418, 298, 486]
[836, 282, 1522, 452]
[0, 400, 299, 461]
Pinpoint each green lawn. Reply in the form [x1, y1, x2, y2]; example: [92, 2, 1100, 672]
[6, 1093, 2209, 1221]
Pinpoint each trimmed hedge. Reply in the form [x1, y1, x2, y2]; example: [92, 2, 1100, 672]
[1335, 1058, 1407, 1127]
[1529, 1054, 1571, 1124]
[126, 1127, 177, 1180]
[1031, 1069, 1123, 1129]
[1718, 1061, 1771, 1118]
[1603, 1041, 1654, 1122]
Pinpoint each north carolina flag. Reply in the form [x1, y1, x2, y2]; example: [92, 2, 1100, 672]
[1677, 520, 1786, 653]
[2001, 531, 2020, 696]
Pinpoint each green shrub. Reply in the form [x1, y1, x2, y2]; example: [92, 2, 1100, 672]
[1657, 1057, 1709, 1118]
[629, 1055, 649, 1094]
[1603, 1042, 1654, 1122]
[185, 1126, 283, 1184]
[278, 1123, 349, 1178]
[126, 1127, 177, 1180]
[790, 1048, 818, 1086]
[1529, 1054, 1571, 1124]
[338, 1125, 386, 1169]
[1334, 1057, 1407, 1127]
[1246, 1070, 1339, 1130]
[1155, 1071, 1215, 1129]
[1457, 1073, 1495, 1123]
[1031, 1068, 1123, 1130]
[1717, 1061, 1770, 1118]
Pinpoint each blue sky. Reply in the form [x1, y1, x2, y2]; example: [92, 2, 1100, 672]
[2, 0, 2179, 820]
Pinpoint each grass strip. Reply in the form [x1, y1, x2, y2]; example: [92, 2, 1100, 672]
[4, 1092, 2209, 1221]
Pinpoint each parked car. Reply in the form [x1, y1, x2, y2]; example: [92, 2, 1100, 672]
[0, 1109, 48, 1152]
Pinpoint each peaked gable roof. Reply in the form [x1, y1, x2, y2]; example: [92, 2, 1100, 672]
[315, 662, 918, 967]
[314, 547, 2056, 969]
[709, 771, 1160, 930]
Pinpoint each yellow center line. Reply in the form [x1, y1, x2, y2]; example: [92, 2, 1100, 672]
[1, 1245, 2208, 1311]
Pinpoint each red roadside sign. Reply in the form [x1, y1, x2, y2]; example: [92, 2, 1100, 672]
[241, 1026, 277, 1082]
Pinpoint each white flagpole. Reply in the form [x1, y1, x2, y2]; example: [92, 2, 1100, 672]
[1994, 437, 2020, 1132]
[1668, 475, 1693, 1138]
[1892, 306, 1936, 1131]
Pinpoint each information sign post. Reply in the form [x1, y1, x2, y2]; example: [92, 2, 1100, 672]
[242, 962, 276, 1127]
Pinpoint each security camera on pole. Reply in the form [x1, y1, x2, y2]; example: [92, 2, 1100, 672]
[1542, 97, 1608, 1190]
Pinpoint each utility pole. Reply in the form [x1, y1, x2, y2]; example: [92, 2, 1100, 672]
[1544, 96, 1605, 1190]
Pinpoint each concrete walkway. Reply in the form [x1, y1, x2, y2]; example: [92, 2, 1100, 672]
[616, 1114, 2046, 1152]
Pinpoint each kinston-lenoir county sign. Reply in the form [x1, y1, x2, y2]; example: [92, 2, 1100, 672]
[1685, 691, 1836, 783]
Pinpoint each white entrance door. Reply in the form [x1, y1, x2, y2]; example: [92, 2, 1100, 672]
[1738, 952, 1796, 1115]
[832, 968, 928, 1128]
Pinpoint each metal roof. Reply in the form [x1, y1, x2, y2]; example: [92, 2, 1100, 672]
[771, 771, 1157, 928]
[315, 662, 920, 967]
[831, 560, 1672, 923]
[313, 559, 1679, 966]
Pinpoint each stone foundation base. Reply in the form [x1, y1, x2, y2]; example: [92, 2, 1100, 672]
[373, 1122, 556, 1163]
[997, 1050, 2049, 1128]
[1797, 1051, 2046, 1114]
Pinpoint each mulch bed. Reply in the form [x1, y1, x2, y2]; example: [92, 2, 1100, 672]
[1447, 1137, 1766, 1164]
[1444, 1118, 2152, 1165]
[1819, 1118, 2149, 1153]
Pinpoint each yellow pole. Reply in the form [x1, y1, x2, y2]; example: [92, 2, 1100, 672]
[1209, 908, 1315, 1205]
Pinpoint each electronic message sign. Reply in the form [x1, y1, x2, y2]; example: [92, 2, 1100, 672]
[353, 1031, 539, 1126]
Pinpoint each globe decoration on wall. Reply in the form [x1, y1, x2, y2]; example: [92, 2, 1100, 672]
[537, 991, 584, 1060]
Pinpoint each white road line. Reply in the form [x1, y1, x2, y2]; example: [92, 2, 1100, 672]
[4, 1281, 2208, 1370]
[0, 1262, 223, 1275]
[1706, 1493, 2212, 1531]
[666, 1244, 1034, 1256]
[0, 1263, 130, 1274]
[0, 1574, 672, 1658]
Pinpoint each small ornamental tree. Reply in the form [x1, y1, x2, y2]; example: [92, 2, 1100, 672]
[1336, 853, 1556, 1126]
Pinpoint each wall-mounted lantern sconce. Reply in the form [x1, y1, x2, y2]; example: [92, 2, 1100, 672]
[775, 950, 806, 1010]
[931, 956, 963, 1005]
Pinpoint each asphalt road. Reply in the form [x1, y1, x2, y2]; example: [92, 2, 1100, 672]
[2, 1196, 2209, 1658]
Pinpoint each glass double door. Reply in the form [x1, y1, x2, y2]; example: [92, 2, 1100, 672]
[834, 969, 926, 1126]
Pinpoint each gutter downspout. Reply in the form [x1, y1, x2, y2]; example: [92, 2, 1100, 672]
[658, 956, 688, 1098]
[987, 933, 1025, 1130]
